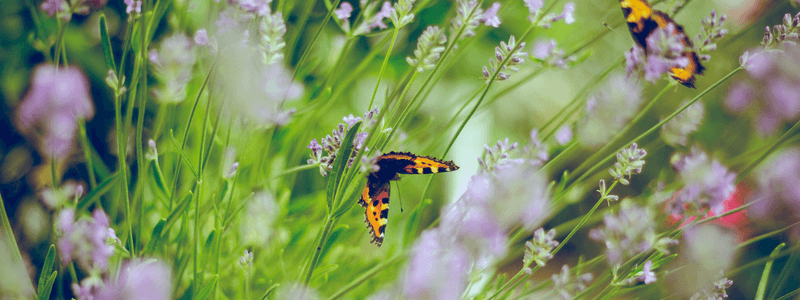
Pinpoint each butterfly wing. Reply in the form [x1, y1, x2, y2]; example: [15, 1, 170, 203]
[651, 11, 705, 88]
[378, 151, 459, 175]
[360, 178, 390, 246]
[619, 0, 656, 48]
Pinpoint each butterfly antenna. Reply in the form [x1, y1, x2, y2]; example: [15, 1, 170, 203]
[394, 181, 405, 213]
[603, 22, 627, 41]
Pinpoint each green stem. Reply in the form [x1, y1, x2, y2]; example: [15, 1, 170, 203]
[368, 28, 401, 110]
[301, 216, 338, 286]
[78, 120, 97, 189]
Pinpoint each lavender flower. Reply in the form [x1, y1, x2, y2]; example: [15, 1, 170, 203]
[619, 260, 657, 285]
[532, 39, 572, 69]
[307, 109, 378, 176]
[523, 129, 549, 167]
[690, 277, 734, 300]
[334, 2, 352, 21]
[476, 138, 523, 172]
[40, 180, 83, 209]
[523, 228, 559, 273]
[727, 43, 800, 135]
[481, 35, 527, 82]
[260, 8, 286, 65]
[626, 23, 690, 84]
[694, 10, 728, 61]
[748, 147, 800, 238]
[526, 0, 575, 28]
[194, 29, 209, 46]
[760, 12, 800, 48]
[95, 259, 172, 300]
[589, 200, 677, 268]
[150, 33, 196, 103]
[57, 208, 116, 272]
[661, 100, 705, 146]
[576, 73, 643, 148]
[124, 0, 142, 15]
[555, 125, 573, 145]
[369, 1, 395, 30]
[608, 143, 647, 186]
[551, 265, 593, 300]
[41, 0, 70, 20]
[16, 64, 94, 161]
[238, 249, 254, 275]
[406, 26, 447, 73]
[402, 229, 470, 300]
[449, 0, 484, 41]
[671, 149, 736, 216]
[390, 0, 416, 29]
[480, 2, 501, 28]
[216, 39, 299, 127]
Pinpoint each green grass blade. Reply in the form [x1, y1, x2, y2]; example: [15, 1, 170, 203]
[195, 275, 218, 300]
[327, 121, 361, 211]
[164, 192, 193, 233]
[143, 219, 166, 255]
[39, 271, 57, 300]
[99, 15, 116, 71]
[756, 243, 785, 300]
[77, 172, 120, 211]
[169, 130, 199, 180]
[261, 284, 280, 300]
[37, 245, 56, 299]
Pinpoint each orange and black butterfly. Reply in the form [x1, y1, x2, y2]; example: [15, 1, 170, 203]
[619, 0, 704, 87]
[358, 151, 459, 246]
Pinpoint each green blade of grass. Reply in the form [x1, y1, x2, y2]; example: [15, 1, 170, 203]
[756, 243, 785, 300]
[77, 172, 120, 212]
[327, 122, 361, 211]
[37, 245, 56, 300]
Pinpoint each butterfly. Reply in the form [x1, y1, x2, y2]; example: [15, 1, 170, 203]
[358, 151, 459, 246]
[619, 0, 705, 88]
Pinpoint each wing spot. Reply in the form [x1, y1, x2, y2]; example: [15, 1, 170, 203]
[372, 200, 379, 207]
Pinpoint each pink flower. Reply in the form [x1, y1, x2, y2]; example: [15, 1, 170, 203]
[16, 64, 94, 160]
[334, 2, 352, 20]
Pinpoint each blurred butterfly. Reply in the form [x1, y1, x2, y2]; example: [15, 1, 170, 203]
[619, 0, 704, 87]
[359, 151, 459, 246]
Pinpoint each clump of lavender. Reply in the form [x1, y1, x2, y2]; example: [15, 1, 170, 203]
[589, 200, 677, 269]
[760, 12, 800, 48]
[93, 259, 172, 300]
[260, 7, 287, 65]
[149, 33, 197, 103]
[693, 10, 728, 62]
[608, 143, 647, 186]
[390, 0, 416, 29]
[551, 264, 593, 300]
[625, 23, 689, 84]
[524, 0, 575, 28]
[449, 0, 484, 41]
[481, 35, 527, 82]
[16, 64, 95, 161]
[523, 228, 559, 274]
[56, 208, 117, 271]
[670, 148, 736, 216]
[618, 260, 657, 285]
[531, 39, 575, 69]
[307, 109, 379, 176]
[41, 0, 108, 21]
[727, 34, 800, 136]
[477, 138, 523, 172]
[690, 277, 734, 300]
[576, 73, 643, 148]
[661, 100, 705, 146]
[406, 26, 447, 73]
[402, 229, 470, 300]
[340, 1, 397, 36]
[748, 147, 800, 238]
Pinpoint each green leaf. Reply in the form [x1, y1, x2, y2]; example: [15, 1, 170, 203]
[203, 230, 215, 261]
[331, 176, 366, 218]
[39, 271, 57, 300]
[77, 173, 120, 211]
[164, 192, 193, 233]
[149, 161, 170, 199]
[37, 245, 56, 299]
[169, 130, 199, 180]
[310, 264, 339, 282]
[326, 122, 361, 212]
[756, 243, 785, 300]
[261, 284, 280, 300]
[143, 219, 166, 255]
[195, 275, 218, 300]
[99, 15, 116, 72]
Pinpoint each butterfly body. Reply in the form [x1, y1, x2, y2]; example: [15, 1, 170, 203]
[359, 151, 459, 246]
[619, 0, 704, 87]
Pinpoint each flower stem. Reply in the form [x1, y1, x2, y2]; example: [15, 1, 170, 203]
[368, 28, 401, 110]
[301, 216, 338, 286]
